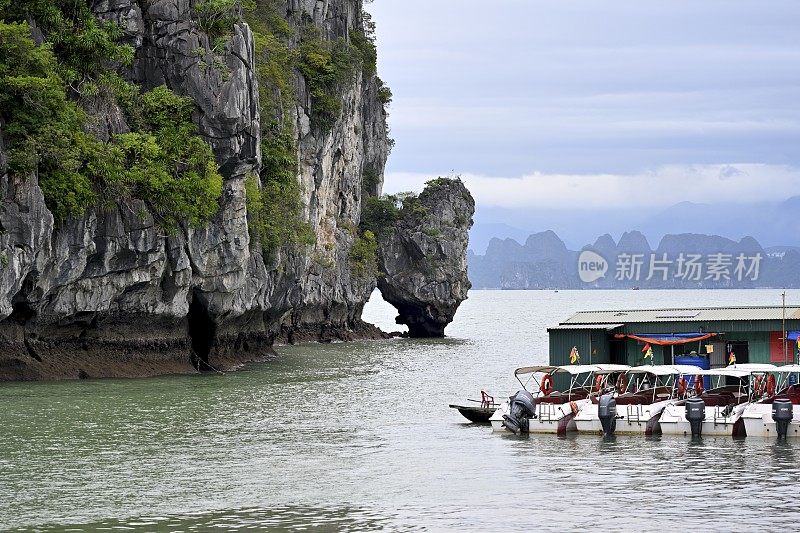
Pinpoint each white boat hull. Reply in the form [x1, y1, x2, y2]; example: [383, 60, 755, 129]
[490, 398, 590, 434]
[573, 404, 604, 434]
[741, 403, 800, 438]
[574, 400, 672, 435]
[660, 403, 748, 436]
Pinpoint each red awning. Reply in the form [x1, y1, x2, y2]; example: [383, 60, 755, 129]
[613, 333, 718, 346]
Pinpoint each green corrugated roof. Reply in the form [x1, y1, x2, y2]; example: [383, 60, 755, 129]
[561, 305, 800, 325]
[548, 323, 624, 331]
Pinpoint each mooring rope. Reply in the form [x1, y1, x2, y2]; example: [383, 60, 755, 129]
[203, 359, 226, 376]
[194, 353, 225, 376]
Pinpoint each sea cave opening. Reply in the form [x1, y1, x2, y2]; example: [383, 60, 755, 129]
[187, 289, 216, 371]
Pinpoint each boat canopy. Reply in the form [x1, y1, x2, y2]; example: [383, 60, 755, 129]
[671, 364, 705, 375]
[695, 368, 751, 378]
[513, 364, 600, 376]
[593, 364, 630, 373]
[772, 364, 800, 373]
[727, 363, 776, 373]
[628, 364, 701, 376]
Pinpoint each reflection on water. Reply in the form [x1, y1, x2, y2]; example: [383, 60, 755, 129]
[16, 505, 412, 532]
[2, 290, 800, 530]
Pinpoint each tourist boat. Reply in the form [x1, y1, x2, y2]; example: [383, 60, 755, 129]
[572, 364, 654, 434]
[660, 364, 776, 437]
[490, 364, 627, 435]
[449, 390, 500, 423]
[741, 365, 800, 438]
[581, 364, 702, 435]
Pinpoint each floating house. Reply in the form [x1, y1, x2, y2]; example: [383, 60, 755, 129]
[549, 306, 800, 368]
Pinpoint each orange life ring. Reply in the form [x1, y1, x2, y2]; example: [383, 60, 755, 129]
[694, 374, 704, 395]
[767, 374, 776, 397]
[595, 375, 604, 393]
[678, 377, 688, 397]
[616, 374, 627, 394]
[540, 373, 554, 395]
[754, 375, 764, 396]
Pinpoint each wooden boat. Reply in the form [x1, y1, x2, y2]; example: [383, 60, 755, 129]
[450, 390, 498, 423]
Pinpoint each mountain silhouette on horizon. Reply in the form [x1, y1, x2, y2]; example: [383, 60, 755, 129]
[469, 197, 800, 254]
[468, 229, 800, 289]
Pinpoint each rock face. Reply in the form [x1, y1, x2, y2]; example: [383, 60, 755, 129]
[0, 0, 392, 380]
[376, 179, 475, 337]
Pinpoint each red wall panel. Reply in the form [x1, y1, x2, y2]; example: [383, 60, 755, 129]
[770, 331, 789, 363]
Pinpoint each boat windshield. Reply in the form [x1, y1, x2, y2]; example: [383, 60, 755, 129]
[775, 365, 800, 395]
[513, 365, 601, 400]
[692, 368, 751, 404]
[617, 365, 701, 403]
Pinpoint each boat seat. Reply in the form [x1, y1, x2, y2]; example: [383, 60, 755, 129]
[538, 396, 565, 405]
[564, 391, 589, 401]
[615, 394, 646, 405]
[700, 393, 736, 407]
[480, 389, 495, 408]
[538, 393, 569, 404]
[773, 393, 800, 405]
[538, 391, 588, 404]
[784, 387, 800, 404]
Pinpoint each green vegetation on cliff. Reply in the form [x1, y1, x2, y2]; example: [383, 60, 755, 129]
[0, 4, 223, 229]
[0, 0, 387, 242]
[297, 24, 358, 131]
[243, 0, 314, 255]
[0, 0, 134, 89]
[242, 0, 386, 256]
[109, 87, 224, 232]
[349, 229, 377, 278]
[193, 0, 242, 38]
[244, 131, 314, 257]
[360, 192, 427, 237]
[354, 191, 425, 278]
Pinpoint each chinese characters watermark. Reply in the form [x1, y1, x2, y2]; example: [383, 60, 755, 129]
[578, 251, 763, 283]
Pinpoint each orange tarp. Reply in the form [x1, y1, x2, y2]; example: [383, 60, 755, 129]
[613, 333, 718, 346]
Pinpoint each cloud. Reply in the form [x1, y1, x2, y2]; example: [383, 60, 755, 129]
[384, 164, 800, 210]
[367, 1, 800, 176]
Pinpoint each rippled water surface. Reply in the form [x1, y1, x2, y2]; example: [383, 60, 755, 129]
[2, 290, 800, 531]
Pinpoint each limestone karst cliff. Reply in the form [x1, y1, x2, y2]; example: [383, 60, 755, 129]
[0, 0, 395, 380]
[0, 0, 474, 381]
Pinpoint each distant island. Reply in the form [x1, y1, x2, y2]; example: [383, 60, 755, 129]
[468, 230, 800, 289]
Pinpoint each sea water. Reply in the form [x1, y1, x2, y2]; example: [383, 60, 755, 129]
[1, 289, 799, 531]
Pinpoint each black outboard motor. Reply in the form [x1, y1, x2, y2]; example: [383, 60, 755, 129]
[598, 393, 617, 436]
[503, 390, 536, 435]
[685, 397, 705, 438]
[772, 398, 793, 440]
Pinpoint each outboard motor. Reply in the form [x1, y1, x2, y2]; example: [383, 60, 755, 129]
[685, 397, 705, 438]
[598, 393, 617, 436]
[772, 398, 793, 440]
[503, 390, 536, 435]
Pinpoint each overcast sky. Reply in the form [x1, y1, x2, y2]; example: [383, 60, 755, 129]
[366, 1, 800, 219]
